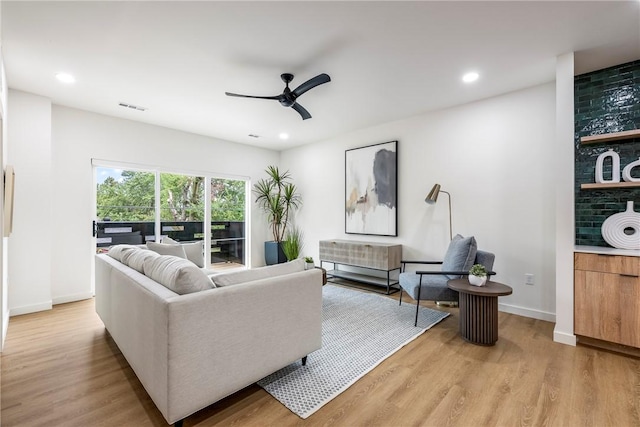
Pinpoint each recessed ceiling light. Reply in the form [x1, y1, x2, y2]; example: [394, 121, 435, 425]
[279, 133, 289, 140]
[462, 72, 479, 83]
[55, 72, 76, 84]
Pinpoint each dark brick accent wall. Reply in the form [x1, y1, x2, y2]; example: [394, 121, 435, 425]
[574, 59, 640, 247]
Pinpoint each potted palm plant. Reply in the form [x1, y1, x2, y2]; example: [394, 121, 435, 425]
[253, 166, 302, 265]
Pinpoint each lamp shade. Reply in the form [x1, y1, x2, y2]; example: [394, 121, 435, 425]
[425, 184, 441, 204]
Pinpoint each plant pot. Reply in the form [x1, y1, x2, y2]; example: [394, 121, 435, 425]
[468, 274, 487, 287]
[264, 241, 287, 265]
[305, 262, 315, 270]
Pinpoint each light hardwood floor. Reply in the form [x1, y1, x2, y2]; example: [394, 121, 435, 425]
[2, 287, 640, 427]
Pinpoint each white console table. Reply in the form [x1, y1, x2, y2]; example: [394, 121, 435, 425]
[319, 239, 402, 294]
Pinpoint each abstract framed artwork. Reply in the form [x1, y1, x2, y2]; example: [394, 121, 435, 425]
[345, 140, 397, 236]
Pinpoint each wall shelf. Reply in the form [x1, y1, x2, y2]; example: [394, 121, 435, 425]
[581, 182, 640, 190]
[580, 129, 640, 144]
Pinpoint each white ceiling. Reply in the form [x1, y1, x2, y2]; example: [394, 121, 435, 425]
[2, 1, 639, 151]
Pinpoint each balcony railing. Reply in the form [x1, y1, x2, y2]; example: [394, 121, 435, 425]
[96, 220, 245, 265]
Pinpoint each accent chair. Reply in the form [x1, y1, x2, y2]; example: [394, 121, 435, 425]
[398, 234, 496, 326]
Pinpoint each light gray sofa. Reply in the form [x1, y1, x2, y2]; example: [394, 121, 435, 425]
[95, 251, 323, 426]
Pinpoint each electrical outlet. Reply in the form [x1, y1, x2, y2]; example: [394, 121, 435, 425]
[525, 273, 534, 285]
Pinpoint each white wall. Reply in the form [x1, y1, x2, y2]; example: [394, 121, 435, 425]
[0, 1, 8, 347]
[554, 52, 576, 345]
[7, 90, 53, 315]
[282, 82, 557, 321]
[7, 93, 279, 314]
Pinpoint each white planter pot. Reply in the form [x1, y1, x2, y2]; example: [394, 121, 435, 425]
[305, 262, 315, 270]
[468, 274, 487, 287]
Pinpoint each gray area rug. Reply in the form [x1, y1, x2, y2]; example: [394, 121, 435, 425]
[257, 284, 450, 419]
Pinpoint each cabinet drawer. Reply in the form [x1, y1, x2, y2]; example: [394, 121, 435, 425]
[575, 252, 639, 276]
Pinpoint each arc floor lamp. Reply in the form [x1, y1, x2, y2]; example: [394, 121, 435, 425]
[425, 183, 452, 240]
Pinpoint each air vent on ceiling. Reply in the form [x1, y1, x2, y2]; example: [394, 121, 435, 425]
[118, 102, 147, 112]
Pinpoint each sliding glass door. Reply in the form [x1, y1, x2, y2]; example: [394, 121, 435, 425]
[95, 167, 155, 250]
[210, 178, 246, 267]
[160, 173, 205, 245]
[94, 164, 247, 270]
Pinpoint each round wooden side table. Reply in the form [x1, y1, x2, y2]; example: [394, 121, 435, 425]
[447, 278, 513, 346]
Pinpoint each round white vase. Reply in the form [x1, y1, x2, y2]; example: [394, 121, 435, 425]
[601, 201, 640, 250]
[468, 275, 487, 287]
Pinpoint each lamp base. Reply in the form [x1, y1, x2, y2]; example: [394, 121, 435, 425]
[436, 301, 459, 307]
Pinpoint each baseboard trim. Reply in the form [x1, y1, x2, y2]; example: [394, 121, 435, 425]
[10, 301, 53, 317]
[498, 302, 555, 322]
[554, 329, 577, 346]
[52, 292, 94, 306]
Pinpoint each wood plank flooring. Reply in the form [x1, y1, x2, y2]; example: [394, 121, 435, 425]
[2, 287, 640, 426]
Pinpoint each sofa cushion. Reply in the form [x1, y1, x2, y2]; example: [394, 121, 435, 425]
[147, 241, 188, 259]
[441, 234, 477, 279]
[143, 255, 214, 294]
[181, 242, 205, 268]
[121, 248, 160, 273]
[212, 258, 305, 287]
[148, 240, 205, 268]
[107, 244, 139, 262]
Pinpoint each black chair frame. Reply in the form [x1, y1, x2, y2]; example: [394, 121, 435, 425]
[399, 260, 496, 326]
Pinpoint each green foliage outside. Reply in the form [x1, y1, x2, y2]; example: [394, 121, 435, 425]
[96, 169, 245, 222]
[211, 178, 245, 221]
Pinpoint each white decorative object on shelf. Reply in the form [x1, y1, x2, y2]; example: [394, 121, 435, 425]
[595, 149, 620, 183]
[622, 157, 640, 182]
[468, 274, 487, 287]
[601, 201, 640, 250]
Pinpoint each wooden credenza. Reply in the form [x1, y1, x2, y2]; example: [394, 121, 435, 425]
[319, 239, 402, 294]
[574, 252, 640, 348]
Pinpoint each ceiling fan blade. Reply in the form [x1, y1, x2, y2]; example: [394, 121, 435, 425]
[292, 103, 312, 120]
[291, 73, 331, 98]
[225, 92, 280, 100]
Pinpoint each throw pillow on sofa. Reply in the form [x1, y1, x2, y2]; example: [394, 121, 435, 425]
[147, 241, 187, 258]
[147, 240, 205, 268]
[121, 248, 160, 273]
[107, 244, 139, 262]
[143, 255, 214, 295]
[212, 258, 305, 287]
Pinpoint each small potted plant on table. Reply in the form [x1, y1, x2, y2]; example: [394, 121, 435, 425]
[468, 264, 488, 287]
[304, 256, 315, 270]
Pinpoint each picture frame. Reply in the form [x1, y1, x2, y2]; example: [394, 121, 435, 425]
[4, 165, 15, 237]
[345, 140, 397, 236]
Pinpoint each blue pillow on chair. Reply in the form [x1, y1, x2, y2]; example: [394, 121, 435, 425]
[441, 234, 477, 279]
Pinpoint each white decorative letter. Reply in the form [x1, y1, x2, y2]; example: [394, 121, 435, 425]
[622, 157, 640, 182]
[595, 149, 621, 183]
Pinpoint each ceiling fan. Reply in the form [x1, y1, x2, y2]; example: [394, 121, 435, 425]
[225, 73, 331, 120]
